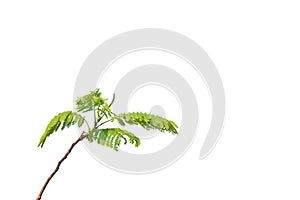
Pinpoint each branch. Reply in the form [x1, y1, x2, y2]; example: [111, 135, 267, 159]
[95, 118, 113, 129]
[83, 118, 91, 131]
[93, 107, 97, 127]
[108, 93, 115, 107]
[36, 133, 87, 200]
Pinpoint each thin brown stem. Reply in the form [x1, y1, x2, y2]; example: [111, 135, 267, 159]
[36, 133, 86, 200]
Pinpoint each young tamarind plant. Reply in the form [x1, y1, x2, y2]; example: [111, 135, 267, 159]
[36, 88, 178, 200]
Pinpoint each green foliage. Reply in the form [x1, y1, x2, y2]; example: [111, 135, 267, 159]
[38, 88, 179, 151]
[38, 111, 85, 147]
[75, 89, 113, 123]
[87, 128, 140, 151]
[113, 112, 178, 134]
[75, 89, 107, 113]
[37, 88, 179, 200]
[96, 102, 112, 122]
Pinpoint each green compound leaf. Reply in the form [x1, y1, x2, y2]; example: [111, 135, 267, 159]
[38, 111, 85, 148]
[87, 128, 140, 151]
[113, 112, 179, 134]
[75, 89, 107, 113]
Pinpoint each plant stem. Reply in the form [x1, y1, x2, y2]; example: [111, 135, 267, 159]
[36, 133, 86, 200]
[108, 93, 115, 107]
[96, 118, 113, 128]
[93, 107, 97, 127]
[83, 118, 91, 131]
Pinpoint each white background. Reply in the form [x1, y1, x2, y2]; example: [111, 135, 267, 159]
[1, 1, 300, 199]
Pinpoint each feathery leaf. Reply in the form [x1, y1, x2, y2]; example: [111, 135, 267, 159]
[38, 111, 85, 148]
[87, 128, 140, 151]
[75, 89, 107, 113]
[113, 112, 178, 134]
